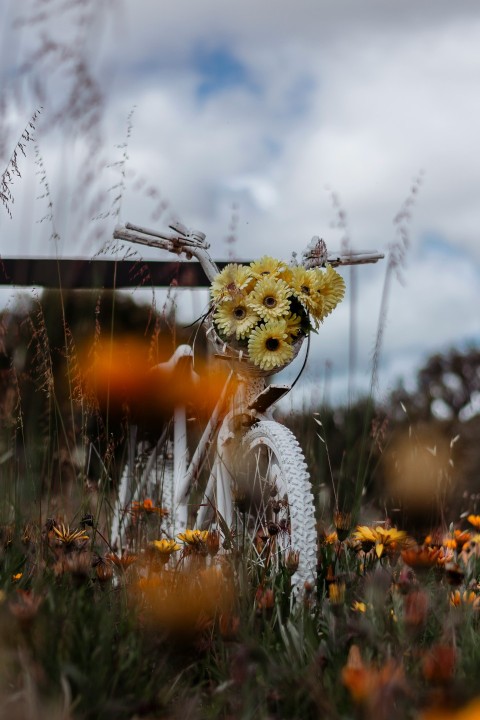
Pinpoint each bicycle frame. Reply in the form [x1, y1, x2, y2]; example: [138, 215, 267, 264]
[165, 346, 284, 535]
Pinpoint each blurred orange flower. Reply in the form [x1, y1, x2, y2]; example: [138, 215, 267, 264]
[131, 498, 168, 517]
[450, 590, 480, 609]
[401, 546, 441, 569]
[422, 644, 456, 684]
[80, 336, 234, 423]
[420, 697, 480, 720]
[467, 515, 480, 530]
[342, 645, 404, 704]
[134, 564, 233, 637]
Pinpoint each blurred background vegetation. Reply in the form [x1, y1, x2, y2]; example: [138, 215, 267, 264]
[1, 289, 478, 532]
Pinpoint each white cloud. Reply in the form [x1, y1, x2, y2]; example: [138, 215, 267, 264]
[0, 0, 479, 406]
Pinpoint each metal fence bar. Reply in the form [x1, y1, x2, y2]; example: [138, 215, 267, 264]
[0, 259, 238, 289]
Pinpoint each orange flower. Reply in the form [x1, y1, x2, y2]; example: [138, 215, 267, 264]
[219, 613, 240, 641]
[342, 645, 404, 704]
[454, 530, 471, 548]
[9, 590, 42, 628]
[404, 590, 429, 628]
[443, 537, 458, 550]
[134, 564, 233, 637]
[81, 337, 234, 422]
[132, 499, 168, 517]
[255, 586, 275, 610]
[450, 590, 480, 609]
[467, 515, 480, 530]
[420, 697, 480, 720]
[106, 552, 138, 571]
[422, 644, 456, 683]
[334, 511, 352, 541]
[401, 546, 441, 569]
[320, 530, 338, 545]
[329, 582, 346, 605]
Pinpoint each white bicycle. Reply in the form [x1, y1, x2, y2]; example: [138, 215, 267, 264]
[109, 220, 383, 593]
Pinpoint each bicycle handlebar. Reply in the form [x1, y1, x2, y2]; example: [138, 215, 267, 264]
[301, 236, 384, 268]
[113, 222, 219, 281]
[113, 223, 384, 281]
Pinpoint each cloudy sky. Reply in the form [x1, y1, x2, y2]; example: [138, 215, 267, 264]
[0, 0, 479, 407]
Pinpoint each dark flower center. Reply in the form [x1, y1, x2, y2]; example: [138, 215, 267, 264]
[264, 296, 277, 308]
[233, 306, 247, 320]
[266, 338, 280, 351]
[301, 285, 310, 295]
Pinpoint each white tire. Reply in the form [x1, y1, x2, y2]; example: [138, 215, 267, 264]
[233, 420, 317, 595]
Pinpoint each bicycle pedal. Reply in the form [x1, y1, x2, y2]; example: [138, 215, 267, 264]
[248, 385, 290, 413]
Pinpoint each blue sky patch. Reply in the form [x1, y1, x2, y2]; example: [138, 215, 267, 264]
[194, 47, 258, 100]
[420, 232, 468, 261]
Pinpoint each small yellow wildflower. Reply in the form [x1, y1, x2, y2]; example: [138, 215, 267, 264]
[52, 523, 89, 547]
[177, 529, 209, 547]
[352, 525, 409, 558]
[352, 601, 367, 613]
[329, 582, 346, 605]
[321, 530, 338, 545]
[12, 573, 22, 582]
[150, 539, 181, 564]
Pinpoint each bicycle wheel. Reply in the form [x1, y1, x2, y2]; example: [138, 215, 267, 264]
[110, 426, 175, 550]
[231, 420, 317, 594]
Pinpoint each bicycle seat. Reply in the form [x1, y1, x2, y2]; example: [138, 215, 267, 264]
[151, 344, 200, 386]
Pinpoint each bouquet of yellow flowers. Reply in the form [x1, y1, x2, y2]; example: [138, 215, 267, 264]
[210, 256, 345, 372]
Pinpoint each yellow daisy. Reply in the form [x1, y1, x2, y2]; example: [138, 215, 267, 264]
[284, 312, 302, 340]
[315, 264, 346, 316]
[247, 276, 291, 321]
[247, 320, 294, 371]
[289, 266, 322, 315]
[352, 525, 409, 558]
[211, 263, 252, 302]
[249, 255, 287, 279]
[279, 264, 294, 285]
[214, 297, 260, 339]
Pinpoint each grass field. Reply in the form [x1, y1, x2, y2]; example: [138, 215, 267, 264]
[0, 294, 480, 720]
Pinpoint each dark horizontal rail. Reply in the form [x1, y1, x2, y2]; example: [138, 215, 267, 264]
[0, 258, 239, 289]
